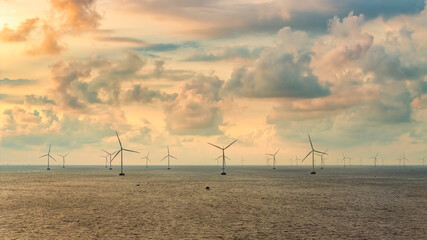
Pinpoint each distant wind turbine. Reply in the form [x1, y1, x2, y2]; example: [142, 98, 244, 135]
[111, 131, 139, 176]
[57, 153, 70, 168]
[241, 157, 245, 167]
[161, 146, 177, 170]
[208, 139, 238, 175]
[301, 135, 327, 174]
[316, 149, 328, 169]
[295, 156, 299, 166]
[100, 155, 108, 168]
[370, 153, 379, 167]
[266, 149, 279, 169]
[103, 150, 116, 170]
[422, 156, 425, 167]
[400, 152, 408, 167]
[39, 144, 57, 170]
[341, 152, 351, 167]
[141, 152, 150, 168]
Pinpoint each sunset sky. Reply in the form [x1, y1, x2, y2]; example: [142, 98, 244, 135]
[0, 0, 426, 166]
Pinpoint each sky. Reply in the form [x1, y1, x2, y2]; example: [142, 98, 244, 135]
[0, 0, 426, 166]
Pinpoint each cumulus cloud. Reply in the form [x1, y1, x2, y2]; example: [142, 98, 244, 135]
[165, 75, 223, 135]
[50, 0, 101, 33]
[124, 85, 177, 103]
[186, 46, 263, 62]
[0, 18, 39, 42]
[24, 95, 56, 106]
[0, 78, 33, 85]
[26, 24, 67, 55]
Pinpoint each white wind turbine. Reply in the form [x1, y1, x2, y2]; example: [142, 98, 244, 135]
[103, 150, 116, 170]
[370, 153, 379, 167]
[341, 152, 351, 167]
[208, 139, 238, 175]
[40, 144, 57, 170]
[111, 131, 139, 176]
[301, 135, 327, 174]
[100, 155, 108, 168]
[266, 149, 279, 169]
[161, 146, 177, 170]
[400, 152, 408, 167]
[141, 152, 150, 168]
[316, 149, 328, 169]
[57, 153, 70, 168]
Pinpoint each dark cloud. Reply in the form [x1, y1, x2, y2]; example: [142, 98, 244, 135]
[225, 51, 330, 98]
[0, 78, 33, 85]
[124, 85, 177, 103]
[134, 41, 199, 52]
[185, 46, 263, 62]
[24, 95, 56, 106]
[165, 75, 223, 135]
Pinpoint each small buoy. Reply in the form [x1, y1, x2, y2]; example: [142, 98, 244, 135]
[205, 186, 210, 190]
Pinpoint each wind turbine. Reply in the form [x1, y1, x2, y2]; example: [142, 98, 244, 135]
[208, 139, 238, 175]
[57, 153, 70, 168]
[141, 152, 150, 168]
[400, 152, 408, 167]
[100, 155, 108, 168]
[266, 149, 279, 169]
[161, 146, 177, 170]
[103, 150, 116, 170]
[341, 152, 351, 167]
[241, 157, 245, 167]
[316, 149, 328, 169]
[111, 131, 139, 176]
[422, 156, 425, 167]
[370, 153, 379, 167]
[301, 135, 327, 174]
[295, 156, 299, 166]
[266, 155, 271, 167]
[39, 144, 57, 170]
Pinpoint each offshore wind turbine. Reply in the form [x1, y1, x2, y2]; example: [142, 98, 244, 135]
[266, 149, 279, 169]
[400, 152, 408, 167]
[301, 135, 327, 174]
[111, 131, 139, 176]
[161, 146, 177, 170]
[208, 139, 238, 175]
[141, 152, 150, 168]
[316, 149, 328, 169]
[39, 144, 57, 170]
[370, 153, 379, 167]
[57, 153, 70, 168]
[341, 152, 351, 167]
[422, 156, 425, 167]
[103, 150, 116, 170]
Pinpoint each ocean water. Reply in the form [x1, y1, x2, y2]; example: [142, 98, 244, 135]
[0, 165, 426, 239]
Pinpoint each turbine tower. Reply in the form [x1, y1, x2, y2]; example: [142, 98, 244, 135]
[266, 149, 279, 169]
[57, 153, 70, 168]
[161, 146, 177, 170]
[301, 135, 326, 174]
[39, 144, 57, 170]
[112, 131, 139, 176]
[370, 153, 379, 167]
[208, 139, 238, 175]
[141, 152, 150, 168]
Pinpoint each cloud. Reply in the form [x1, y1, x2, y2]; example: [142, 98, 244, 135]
[26, 24, 67, 55]
[24, 95, 56, 106]
[49, 0, 101, 33]
[124, 85, 177, 103]
[96, 36, 146, 45]
[0, 18, 39, 42]
[134, 41, 199, 52]
[224, 27, 330, 99]
[0, 78, 33, 85]
[185, 46, 263, 62]
[164, 75, 223, 135]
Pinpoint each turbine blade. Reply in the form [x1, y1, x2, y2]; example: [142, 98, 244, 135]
[225, 156, 231, 160]
[314, 150, 326, 155]
[308, 135, 313, 150]
[123, 149, 139, 153]
[266, 153, 274, 156]
[215, 155, 222, 160]
[65, 152, 70, 157]
[39, 154, 48, 158]
[48, 144, 51, 154]
[112, 150, 121, 161]
[301, 151, 312, 162]
[170, 155, 177, 159]
[161, 155, 167, 161]
[208, 142, 222, 150]
[167, 146, 169, 155]
[224, 139, 238, 149]
[274, 149, 280, 155]
[102, 149, 110, 155]
[49, 154, 57, 162]
[115, 131, 122, 148]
